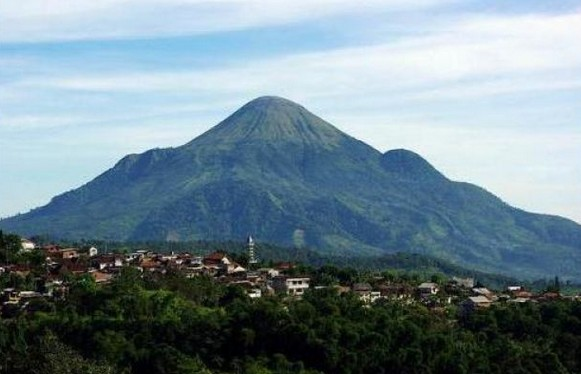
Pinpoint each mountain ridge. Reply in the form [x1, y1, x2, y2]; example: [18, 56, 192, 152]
[2, 96, 580, 280]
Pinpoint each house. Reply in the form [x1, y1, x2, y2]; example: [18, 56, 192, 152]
[203, 251, 231, 272]
[79, 246, 99, 257]
[18, 291, 42, 300]
[20, 238, 36, 252]
[352, 283, 373, 294]
[90, 270, 114, 284]
[125, 252, 144, 263]
[418, 282, 439, 296]
[203, 251, 229, 266]
[226, 280, 263, 298]
[462, 296, 493, 311]
[536, 292, 561, 302]
[351, 283, 381, 303]
[508, 297, 530, 304]
[271, 276, 310, 297]
[190, 256, 203, 266]
[472, 287, 496, 300]
[182, 258, 205, 278]
[248, 288, 262, 298]
[203, 251, 245, 274]
[1, 289, 42, 306]
[44, 280, 67, 298]
[170, 252, 192, 265]
[161, 252, 179, 261]
[230, 264, 247, 274]
[512, 290, 533, 299]
[1, 288, 20, 304]
[49, 248, 79, 260]
[257, 268, 279, 278]
[88, 246, 98, 257]
[59, 258, 89, 274]
[452, 277, 475, 289]
[245, 273, 261, 285]
[42, 245, 60, 253]
[377, 284, 414, 300]
[93, 254, 124, 270]
[138, 258, 163, 273]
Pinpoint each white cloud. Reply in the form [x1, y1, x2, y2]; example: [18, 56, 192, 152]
[0, 0, 453, 43]
[13, 9, 580, 102]
[405, 77, 581, 101]
[0, 115, 86, 130]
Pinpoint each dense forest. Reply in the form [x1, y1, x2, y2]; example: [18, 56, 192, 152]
[1, 266, 581, 374]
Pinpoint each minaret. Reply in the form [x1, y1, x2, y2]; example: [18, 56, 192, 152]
[247, 235, 258, 265]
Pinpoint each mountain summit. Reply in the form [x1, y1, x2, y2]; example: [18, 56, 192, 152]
[2, 97, 580, 280]
[193, 96, 350, 148]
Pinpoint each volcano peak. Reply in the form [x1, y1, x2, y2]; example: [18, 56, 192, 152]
[193, 96, 348, 148]
[243, 95, 304, 108]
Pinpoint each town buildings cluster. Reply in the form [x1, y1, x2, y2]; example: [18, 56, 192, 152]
[1, 237, 577, 317]
[1, 237, 312, 315]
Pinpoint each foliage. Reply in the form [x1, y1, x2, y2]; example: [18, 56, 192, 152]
[1, 267, 581, 374]
[0, 230, 22, 263]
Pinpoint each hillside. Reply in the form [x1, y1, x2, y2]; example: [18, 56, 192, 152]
[2, 96, 581, 280]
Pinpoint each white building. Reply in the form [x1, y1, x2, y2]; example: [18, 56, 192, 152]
[452, 276, 475, 288]
[20, 238, 36, 252]
[88, 246, 98, 257]
[418, 282, 439, 296]
[271, 276, 310, 297]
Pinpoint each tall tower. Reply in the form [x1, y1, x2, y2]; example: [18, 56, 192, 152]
[247, 235, 258, 265]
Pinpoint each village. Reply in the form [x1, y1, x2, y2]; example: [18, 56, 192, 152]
[1, 236, 577, 318]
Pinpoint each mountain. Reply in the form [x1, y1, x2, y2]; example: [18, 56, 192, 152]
[2, 96, 581, 280]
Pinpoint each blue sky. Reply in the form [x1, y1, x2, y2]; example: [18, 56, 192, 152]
[1, 0, 580, 223]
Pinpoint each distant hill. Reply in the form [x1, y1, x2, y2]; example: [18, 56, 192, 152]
[2, 96, 580, 280]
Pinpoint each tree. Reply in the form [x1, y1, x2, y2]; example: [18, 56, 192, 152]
[0, 231, 21, 263]
[9, 332, 118, 374]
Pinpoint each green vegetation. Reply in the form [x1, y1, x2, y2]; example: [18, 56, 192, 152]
[2, 230, 580, 373]
[1, 96, 580, 281]
[0, 230, 46, 272]
[1, 267, 581, 373]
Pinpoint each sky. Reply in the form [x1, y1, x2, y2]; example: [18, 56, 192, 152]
[0, 0, 580, 223]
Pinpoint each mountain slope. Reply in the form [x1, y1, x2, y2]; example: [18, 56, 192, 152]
[2, 96, 580, 280]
